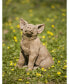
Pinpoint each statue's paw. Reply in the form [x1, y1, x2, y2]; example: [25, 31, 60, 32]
[16, 64, 23, 69]
[33, 66, 39, 70]
[23, 65, 28, 68]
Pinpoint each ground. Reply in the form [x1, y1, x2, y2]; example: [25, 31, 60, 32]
[3, 0, 66, 84]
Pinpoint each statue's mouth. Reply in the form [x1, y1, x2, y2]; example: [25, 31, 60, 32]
[26, 33, 32, 37]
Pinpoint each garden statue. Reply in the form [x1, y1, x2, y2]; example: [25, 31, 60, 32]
[17, 18, 54, 70]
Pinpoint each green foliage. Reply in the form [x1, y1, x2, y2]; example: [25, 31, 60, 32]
[3, 0, 66, 84]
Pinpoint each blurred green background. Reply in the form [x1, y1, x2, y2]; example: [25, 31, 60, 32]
[3, 0, 66, 84]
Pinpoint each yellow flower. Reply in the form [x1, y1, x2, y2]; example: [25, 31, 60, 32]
[7, 46, 10, 49]
[64, 75, 67, 78]
[18, 79, 22, 81]
[3, 43, 5, 46]
[48, 75, 50, 77]
[36, 73, 41, 77]
[54, 16, 57, 19]
[62, 13, 66, 16]
[45, 80, 48, 83]
[47, 31, 54, 36]
[9, 22, 11, 26]
[10, 26, 13, 29]
[51, 19, 54, 22]
[14, 63, 16, 66]
[10, 61, 13, 66]
[42, 35, 45, 39]
[16, 59, 19, 61]
[51, 49, 55, 52]
[58, 60, 60, 63]
[29, 9, 32, 12]
[51, 65, 55, 68]
[62, 18, 65, 22]
[21, 31, 23, 35]
[41, 68, 47, 71]
[48, 67, 50, 69]
[13, 36, 17, 40]
[51, 5, 55, 8]
[53, 57, 55, 61]
[51, 25, 55, 28]
[17, 24, 20, 28]
[27, 73, 30, 75]
[15, 17, 19, 20]
[13, 30, 15, 32]
[29, 14, 33, 17]
[15, 39, 18, 42]
[64, 65, 67, 68]
[26, 81, 29, 84]
[2, 72, 5, 77]
[43, 43, 45, 45]
[11, 69, 14, 71]
[57, 72, 61, 75]
[65, 60, 67, 62]
[46, 18, 50, 21]
[62, 47, 64, 50]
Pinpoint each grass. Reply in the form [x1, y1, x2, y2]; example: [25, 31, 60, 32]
[3, 0, 66, 84]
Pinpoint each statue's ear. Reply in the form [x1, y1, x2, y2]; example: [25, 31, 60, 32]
[20, 18, 28, 30]
[37, 24, 45, 34]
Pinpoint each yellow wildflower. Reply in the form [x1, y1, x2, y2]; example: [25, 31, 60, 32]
[29, 9, 32, 12]
[14, 63, 16, 66]
[3, 43, 5, 46]
[10, 26, 13, 29]
[29, 14, 33, 17]
[7, 46, 10, 49]
[41, 68, 47, 71]
[26, 81, 29, 84]
[21, 31, 23, 35]
[57, 72, 61, 75]
[9, 22, 11, 26]
[64, 65, 67, 68]
[54, 16, 57, 19]
[13, 30, 15, 32]
[36, 73, 41, 77]
[62, 18, 65, 22]
[45, 80, 48, 83]
[51, 25, 55, 28]
[15, 17, 19, 20]
[10, 61, 13, 66]
[17, 24, 20, 28]
[13, 36, 17, 40]
[48, 67, 50, 69]
[48, 75, 50, 77]
[11, 69, 14, 71]
[16, 59, 19, 61]
[47, 31, 54, 36]
[2, 72, 5, 77]
[58, 60, 60, 63]
[51, 65, 55, 68]
[62, 13, 66, 16]
[18, 79, 22, 81]
[27, 72, 30, 75]
[64, 75, 67, 78]
[51, 49, 55, 52]
[51, 19, 54, 22]
[42, 35, 45, 39]
[43, 43, 45, 45]
[46, 18, 50, 21]
[53, 57, 55, 61]
[15, 39, 18, 42]
[51, 5, 55, 8]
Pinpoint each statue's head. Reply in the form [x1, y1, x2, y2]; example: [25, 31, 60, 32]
[20, 18, 45, 37]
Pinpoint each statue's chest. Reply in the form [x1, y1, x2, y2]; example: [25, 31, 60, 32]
[21, 40, 31, 56]
[22, 40, 30, 49]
